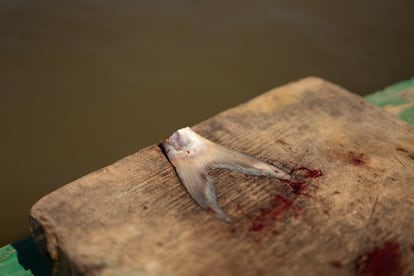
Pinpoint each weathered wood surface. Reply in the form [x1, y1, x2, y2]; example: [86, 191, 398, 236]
[30, 77, 414, 275]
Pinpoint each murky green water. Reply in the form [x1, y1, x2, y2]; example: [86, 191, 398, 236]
[1, 0, 413, 246]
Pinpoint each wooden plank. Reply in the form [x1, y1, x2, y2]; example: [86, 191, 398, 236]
[30, 77, 414, 275]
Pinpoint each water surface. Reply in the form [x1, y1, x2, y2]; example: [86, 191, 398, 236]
[1, 0, 413, 245]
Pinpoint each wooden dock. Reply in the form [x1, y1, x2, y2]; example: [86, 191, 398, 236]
[2, 77, 414, 275]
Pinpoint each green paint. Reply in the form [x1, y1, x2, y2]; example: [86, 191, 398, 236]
[365, 78, 414, 106]
[0, 237, 51, 275]
[400, 108, 414, 125]
[365, 78, 414, 124]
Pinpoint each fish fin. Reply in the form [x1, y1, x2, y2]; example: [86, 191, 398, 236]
[175, 162, 231, 222]
[211, 146, 291, 180]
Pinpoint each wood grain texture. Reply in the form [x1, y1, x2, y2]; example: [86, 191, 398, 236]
[30, 77, 414, 275]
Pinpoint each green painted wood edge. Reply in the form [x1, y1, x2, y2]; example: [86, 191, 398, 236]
[0, 237, 51, 275]
[365, 78, 414, 125]
[1, 78, 414, 275]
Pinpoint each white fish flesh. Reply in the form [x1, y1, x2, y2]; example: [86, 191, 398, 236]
[162, 127, 291, 222]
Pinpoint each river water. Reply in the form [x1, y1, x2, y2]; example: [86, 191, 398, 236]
[1, 0, 413, 245]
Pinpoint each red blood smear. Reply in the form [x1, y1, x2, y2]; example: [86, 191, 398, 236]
[346, 152, 366, 166]
[280, 167, 324, 195]
[249, 223, 265, 232]
[186, 150, 190, 154]
[244, 167, 323, 234]
[271, 230, 280, 235]
[294, 167, 324, 178]
[248, 194, 297, 232]
[289, 181, 306, 195]
[357, 242, 402, 276]
[281, 179, 307, 195]
[330, 261, 343, 268]
[352, 158, 365, 165]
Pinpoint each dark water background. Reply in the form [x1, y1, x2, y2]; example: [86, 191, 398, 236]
[1, 0, 413, 246]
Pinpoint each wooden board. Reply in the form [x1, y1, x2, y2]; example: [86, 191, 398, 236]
[30, 77, 414, 275]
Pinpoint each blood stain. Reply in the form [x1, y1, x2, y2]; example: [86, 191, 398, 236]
[271, 230, 280, 235]
[294, 167, 324, 178]
[352, 158, 365, 165]
[143, 205, 148, 210]
[249, 223, 265, 232]
[247, 194, 298, 233]
[234, 166, 322, 236]
[330, 261, 343, 268]
[347, 152, 366, 166]
[280, 167, 324, 195]
[281, 179, 307, 195]
[355, 242, 402, 276]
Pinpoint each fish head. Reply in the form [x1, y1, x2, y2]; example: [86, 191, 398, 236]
[162, 127, 206, 165]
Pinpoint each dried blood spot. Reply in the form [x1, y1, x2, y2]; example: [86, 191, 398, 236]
[352, 158, 365, 165]
[270, 195, 298, 216]
[249, 223, 265, 232]
[233, 166, 323, 237]
[330, 261, 343, 268]
[280, 167, 324, 194]
[281, 179, 307, 195]
[186, 150, 190, 154]
[274, 167, 324, 195]
[294, 167, 324, 178]
[143, 205, 148, 210]
[355, 242, 402, 276]
[271, 230, 280, 235]
[247, 194, 298, 233]
[347, 152, 367, 166]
